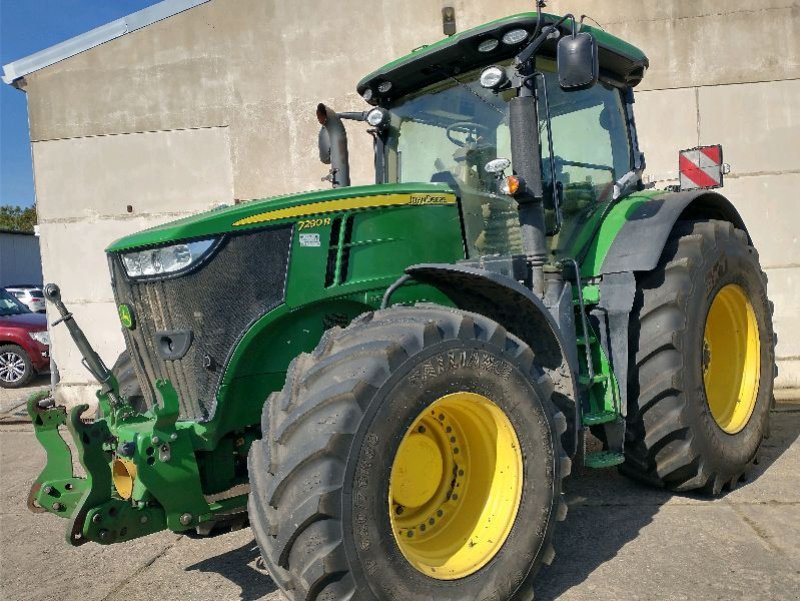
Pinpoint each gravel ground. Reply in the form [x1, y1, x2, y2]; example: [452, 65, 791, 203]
[1, 397, 798, 601]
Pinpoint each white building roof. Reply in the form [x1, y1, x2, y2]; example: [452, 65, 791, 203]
[2, 0, 210, 85]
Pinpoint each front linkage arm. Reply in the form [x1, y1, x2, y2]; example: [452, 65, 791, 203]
[28, 284, 245, 546]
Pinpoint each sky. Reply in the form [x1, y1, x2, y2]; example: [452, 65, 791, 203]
[0, 0, 159, 208]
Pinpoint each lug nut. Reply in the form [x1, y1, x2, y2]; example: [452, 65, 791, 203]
[140, 515, 149, 524]
[92, 513, 102, 524]
[43, 485, 54, 495]
[179, 513, 193, 526]
[52, 502, 64, 511]
[152, 436, 160, 445]
[169, 433, 178, 441]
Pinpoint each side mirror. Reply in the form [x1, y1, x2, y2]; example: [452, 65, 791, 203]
[557, 31, 598, 91]
[318, 126, 331, 165]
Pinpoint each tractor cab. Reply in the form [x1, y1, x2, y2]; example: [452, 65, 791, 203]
[323, 12, 650, 288]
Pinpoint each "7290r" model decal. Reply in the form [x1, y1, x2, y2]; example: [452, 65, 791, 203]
[298, 217, 332, 230]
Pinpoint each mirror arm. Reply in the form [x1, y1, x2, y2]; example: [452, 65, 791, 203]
[517, 14, 575, 65]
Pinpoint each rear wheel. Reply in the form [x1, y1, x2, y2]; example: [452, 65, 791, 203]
[0, 344, 34, 388]
[248, 305, 570, 600]
[623, 219, 775, 494]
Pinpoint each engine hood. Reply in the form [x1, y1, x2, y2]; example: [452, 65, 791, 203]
[106, 183, 455, 253]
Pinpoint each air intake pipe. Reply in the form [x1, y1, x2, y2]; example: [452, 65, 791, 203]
[317, 103, 351, 188]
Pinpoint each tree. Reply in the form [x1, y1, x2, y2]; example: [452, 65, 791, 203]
[0, 205, 37, 233]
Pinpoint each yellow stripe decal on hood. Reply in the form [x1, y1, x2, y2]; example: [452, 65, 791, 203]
[233, 192, 456, 227]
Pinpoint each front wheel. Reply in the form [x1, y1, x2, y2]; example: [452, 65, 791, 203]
[248, 306, 570, 600]
[0, 344, 34, 388]
[623, 219, 775, 494]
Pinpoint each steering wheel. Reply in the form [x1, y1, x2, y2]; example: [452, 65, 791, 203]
[446, 122, 491, 147]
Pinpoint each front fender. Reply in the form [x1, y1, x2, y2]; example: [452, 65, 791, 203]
[405, 263, 579, 456]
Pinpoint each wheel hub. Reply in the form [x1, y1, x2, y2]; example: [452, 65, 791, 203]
[388, 392, 523, 580]
[703, 284, 761, 434]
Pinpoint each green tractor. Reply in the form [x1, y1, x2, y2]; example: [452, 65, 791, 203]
[29, 8, 774, 600]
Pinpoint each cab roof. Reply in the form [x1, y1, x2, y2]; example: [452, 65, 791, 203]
[357, 12, 648, 104]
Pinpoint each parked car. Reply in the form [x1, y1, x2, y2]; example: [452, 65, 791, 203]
[0, 289, 50, 388]
[4, 285, 46, 313]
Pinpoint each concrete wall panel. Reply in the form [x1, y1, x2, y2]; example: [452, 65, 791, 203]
[33, 126, 233, 222]
[548, 1, 798, 25]
[718, 173, 800, 270]
[765, 267, 800, 389]
[549, 2, 800, 90]
[634, 87, 699, 182]
[699, 79, 800, 176]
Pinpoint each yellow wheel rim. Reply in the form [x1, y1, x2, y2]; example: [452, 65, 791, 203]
[703, 284, 761, 434]
[388, 392, 523, 580]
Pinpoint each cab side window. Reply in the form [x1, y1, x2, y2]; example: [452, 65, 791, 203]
[542, 79, 631, 210]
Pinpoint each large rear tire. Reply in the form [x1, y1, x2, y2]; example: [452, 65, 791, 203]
[622, 219, 775, 494]
[248, 305, 570, 600]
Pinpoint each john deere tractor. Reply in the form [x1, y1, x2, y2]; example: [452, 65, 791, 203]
[29, 8, 774, 600]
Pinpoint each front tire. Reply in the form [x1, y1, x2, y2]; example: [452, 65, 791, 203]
[248, 305, 570, 600]
[623, 219, 775, 494]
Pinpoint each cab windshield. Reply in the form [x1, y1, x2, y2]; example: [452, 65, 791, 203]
[384, 62, 520, 257]
[382, 60, 632, 259]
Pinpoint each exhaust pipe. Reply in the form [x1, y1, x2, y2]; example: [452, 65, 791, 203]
[316, 103, 351, 188]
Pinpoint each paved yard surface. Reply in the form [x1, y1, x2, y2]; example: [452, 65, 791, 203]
[1, 397, 798, 601]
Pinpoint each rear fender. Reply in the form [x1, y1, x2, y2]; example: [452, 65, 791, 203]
[404, 264, 580, 456]
[600, 190, 748, 275]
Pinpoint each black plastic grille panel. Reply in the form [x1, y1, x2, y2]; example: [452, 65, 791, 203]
[110, 226, 292, 421]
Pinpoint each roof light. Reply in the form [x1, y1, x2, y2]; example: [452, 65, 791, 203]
[361, 88, 374, 102]
[366, 107, 390, 128]
[377, 81, 393, 93]
[502, 28, 529, 45]
[479, 66, 508, 89]
[478, 38, 499, 53]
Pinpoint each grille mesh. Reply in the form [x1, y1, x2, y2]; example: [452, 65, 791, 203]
[110, 226, 292, 421]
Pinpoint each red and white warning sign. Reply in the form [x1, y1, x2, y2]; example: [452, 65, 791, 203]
[679, 144, 728, 191]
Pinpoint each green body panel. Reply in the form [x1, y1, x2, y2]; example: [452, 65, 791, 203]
[106, 182, 455, 252]
[557, 189, 663, 279]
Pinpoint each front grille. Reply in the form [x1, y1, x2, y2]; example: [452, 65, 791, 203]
[109, 226, 293, 421]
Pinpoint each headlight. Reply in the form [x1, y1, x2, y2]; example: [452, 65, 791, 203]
[121, 239, 217, 278]
[29, 331, 50, 346]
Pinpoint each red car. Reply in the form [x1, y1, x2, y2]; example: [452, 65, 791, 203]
[0, 288, 50, 388]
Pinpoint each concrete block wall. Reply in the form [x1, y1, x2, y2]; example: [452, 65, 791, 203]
[19, 0, 799, 404]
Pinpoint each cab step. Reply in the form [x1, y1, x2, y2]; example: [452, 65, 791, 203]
[579, 374, 608, 387]
[585, 450, 625, 469]
[582, 410, 618, 426]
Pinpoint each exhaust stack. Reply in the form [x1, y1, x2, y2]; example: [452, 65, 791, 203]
[316, 103, 351, 188]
